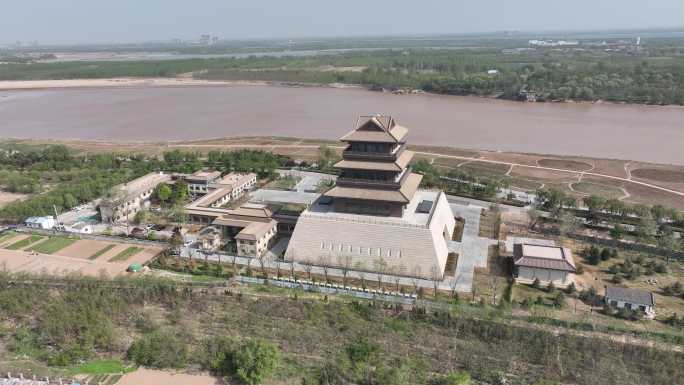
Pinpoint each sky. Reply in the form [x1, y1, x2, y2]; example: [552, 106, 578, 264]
[2, 0, 684, 45]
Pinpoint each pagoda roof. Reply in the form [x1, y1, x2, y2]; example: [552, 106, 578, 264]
[324, 173, 422, 203]
[333, 150, 414, 172]
[340, 115, 408, 143]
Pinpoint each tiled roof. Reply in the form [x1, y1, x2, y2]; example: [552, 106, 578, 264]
[324, 173, 422, 203]
[340, 115, 408, 143]
[235, 220, 277, 241]
[513, 244, 576, 272]
[605, 286, 654, 306]
[334, 159, 401, 172]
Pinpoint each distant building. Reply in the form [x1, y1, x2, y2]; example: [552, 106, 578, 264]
[511, 243, 576, 288]
[184, 172, 258, 223]
[198, 226, 222, 251]
[24, 216, 55, 230]
[605, 286, 655, 319]
[185, 170, 221, 198]
[99, 172, 171, 223]
[285, 115, 456, 279]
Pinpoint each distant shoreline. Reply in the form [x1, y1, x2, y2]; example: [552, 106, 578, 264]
[2, 77, 682, 110]
[0, 77, 365, 91]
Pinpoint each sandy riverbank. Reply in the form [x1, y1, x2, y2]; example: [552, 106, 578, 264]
[0, 77, 364, 91]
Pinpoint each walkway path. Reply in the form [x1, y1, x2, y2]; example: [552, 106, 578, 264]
[415, 150, 684, 198]
[170, 143, 684, 197]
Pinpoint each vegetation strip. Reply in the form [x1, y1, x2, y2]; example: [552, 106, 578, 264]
[5, 234, 44, 250]
[0, 231, 17, 245]
[89, 244, 116, 260]
[28, 237, 77, 254]
[108, 246, 142, 262]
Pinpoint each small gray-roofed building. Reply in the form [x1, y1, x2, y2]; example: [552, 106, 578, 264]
[605, 286, 655, 319]
[512, 243, 576, 288]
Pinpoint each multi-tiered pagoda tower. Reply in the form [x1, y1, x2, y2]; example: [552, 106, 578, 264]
[324, 115, 422, 217]
[285, 115, 456, 279]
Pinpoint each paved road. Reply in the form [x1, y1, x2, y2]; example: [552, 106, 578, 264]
[446, 203, 498, 292]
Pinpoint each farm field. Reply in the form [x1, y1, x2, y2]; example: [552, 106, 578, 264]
[108, 246, 143, 262]
[28, 236, 77, 254]
[5, 234, 44, 250]
[0, 233, 163, 276]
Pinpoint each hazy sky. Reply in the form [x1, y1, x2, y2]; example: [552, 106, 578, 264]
[3, 0, 683, 45]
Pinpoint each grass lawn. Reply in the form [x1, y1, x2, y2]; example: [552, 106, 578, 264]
[28, 236, 76, 254]
[67, 359, 134, 375]
[108, 246, 142, 262]
[89, 244, 116, 260]
[572, 182, 625, 199]
[6, 235, 44, 250]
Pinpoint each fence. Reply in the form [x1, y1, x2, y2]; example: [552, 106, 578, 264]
[237, 275, 416, 305]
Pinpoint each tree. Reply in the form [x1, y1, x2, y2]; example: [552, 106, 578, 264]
[318, 254, 331, 283]
[532, 277, 541, 289]
[583, 195, 606, 224]
[337, 255, 352, 286]
[610, 224, 624, 243]
[127, 329, 188, 368]
[155, 184, 172, 204]
[552, 291, 566, 308]
[317, 145, 340, 172]
[62, 193, 78, 209]
[600, 248, 612, 261]
[431, 264, 442, 297]
[636, 215, 658, 244]
[170, 180, 188, 205]
[232, 339, 279, 385]
[134, 209, 149, 225]
[374, 257, 388, 290]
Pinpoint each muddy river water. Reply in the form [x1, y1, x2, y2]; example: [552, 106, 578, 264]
[0, 84, 682, 164]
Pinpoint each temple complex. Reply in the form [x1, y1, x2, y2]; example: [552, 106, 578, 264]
[285, 115, 456, 279]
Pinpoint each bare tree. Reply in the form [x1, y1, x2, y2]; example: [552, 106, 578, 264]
[430, 264, 443, 297]
[270, 254, 282, 278]
[373, 257, 388, 290]
[302, 258, 313, 280]
[354, 261, 367, 289]
[411, 265, 422, 295]
[257, 254, 267, 277]
[450, 277, 459, 299]
[389, 265, 402, 292]
[228, 253, 237, 272]
[337, 255, 352, 286]
[318, 254, 330, 283]
[289, 259, 296, 278]
[490, 276, 501, 306]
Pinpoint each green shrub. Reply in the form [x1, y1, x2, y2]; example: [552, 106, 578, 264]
[433, 370, 471, 385]
[345, 337, 379, 364]
[127, 329, 188, 368]
[232, 339, 279, 385]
